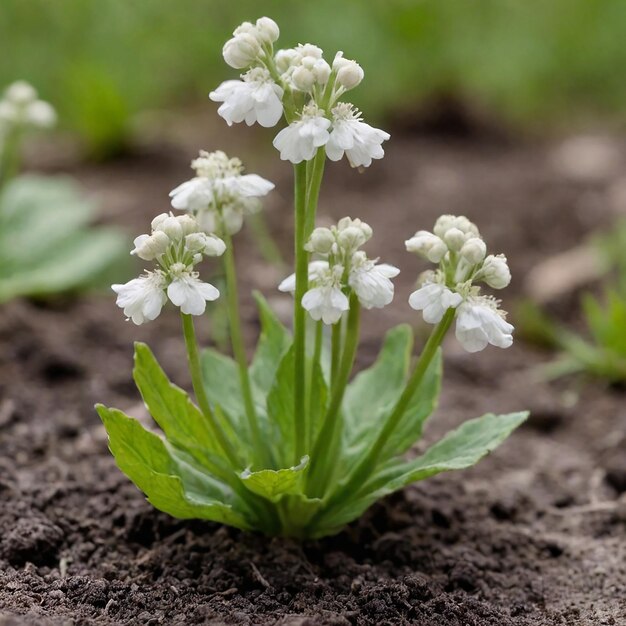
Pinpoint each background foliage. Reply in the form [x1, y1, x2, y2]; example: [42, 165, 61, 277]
[2, 0, 625, 156]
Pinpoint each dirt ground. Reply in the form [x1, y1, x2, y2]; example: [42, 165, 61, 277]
[1, 127, 625, 625]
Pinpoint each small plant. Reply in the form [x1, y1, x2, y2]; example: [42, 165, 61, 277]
[97, 17, 527, 538]
[520, 222, 626, 383]
[0, 81, 128, 302]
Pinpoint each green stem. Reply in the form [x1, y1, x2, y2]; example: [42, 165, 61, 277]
[306, 293, 361, 495]
[180, 312, 241, 468]
[318, 308, 455, 518]
[308, 320, 324, 447]
[304, 149, 326, 236]
[330, 321, 342, 394]
[221, 231, 271, 469]
[293, 162, 309, 464]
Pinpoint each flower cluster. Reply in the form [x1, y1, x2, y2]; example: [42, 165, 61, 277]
[169, 150, 274, 236]
[279, 217, 399, 324]
[113, 213, 226, 324]
[0, 81, 56, 135]
[210, 17, 390, 167]
[406, 215, 513, 353]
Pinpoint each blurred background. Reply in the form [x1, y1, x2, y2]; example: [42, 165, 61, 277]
[2, 0, 626, 158]
[1, 0, 626, 380]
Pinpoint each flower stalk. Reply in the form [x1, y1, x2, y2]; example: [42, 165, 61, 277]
[180, 312, 241, 469]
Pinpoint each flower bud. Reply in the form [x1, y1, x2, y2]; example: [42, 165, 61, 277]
[297, 43, 323, 59]
[443, 228, 466, 252]
[338, 226, 366, 250]
[255, 17, 279, 44]
[292, 66, 315, 91]
[156, 216, 183, 240]
[460, 237, 487, 264]
[312, 59, 331, 85]
[151, 212, 169, 231]
[132, 232, 170, 260]
[185, 232, 208, 253]
[275, 48, 299, 73]
[336, 60, 364, 90]
[5, 81, 37, 104]
[223, 33, 261, 69]
[27, 101, 56, 127]
[203, 235, 227, 257]
[480, 254, 511, 289]
[306, 227, 335, 254]
[337, 217, 371, 240]
[233, 21, 256, 36]
[405, 231, 447, 263]
[433, 214, 479, 239]
[176, 214, 198, 236]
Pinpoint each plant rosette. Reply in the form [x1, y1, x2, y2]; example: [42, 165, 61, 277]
[97, 17, 527, 539]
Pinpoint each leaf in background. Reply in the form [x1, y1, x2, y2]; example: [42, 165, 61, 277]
[249, 292, 291, 397]
[0, 175, 128, 302]
[240, 456, 309, 503]
[342, 325, 413, 456]
[318, 412, 528, 536]
[97, 405, 250, 530]
[0, 230, 127, 302]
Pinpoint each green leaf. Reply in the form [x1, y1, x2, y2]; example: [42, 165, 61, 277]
[0, 230, 127, 302]
[240, 456, 309, 503]
[342, 325, 413, 454]
[318, 412, 528, 535]
[382, 349, 442, 458]
[266, 347, 296, 467]
[307, 358, 329, 445]
[133, 342, 234, 484]
[0, 175, 127, 302]
[96, 405, 250, 530]
[201, 348, 245, 424]
[249, 292, 291, 396]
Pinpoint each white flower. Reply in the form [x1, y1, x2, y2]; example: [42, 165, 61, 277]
[273, 104, 331, 163]
[349, 259, 399, 309]
[5, 81, 37, 104]
[223, 32, 261, 69]
[405, 230, 448, 263]
[210, 68, 284, 128]
[0, 81, 56, 129]
[433, 215, 479, 239]
[254, 17, 279, 44]
[408, 282, 463, 324]
[325, 103, 389, 168]
[460, 237, 487, 264]
[478, 254, 511, 289]
[167, 267, 220, 316]
[169, 150, 274, 212]
[333, 52, 364, 90]
[131, 231, 170, 261]
[185, 232, 226, 256]
[302, 285, 349, 325]
[278, 260, 329, 294]
[305, 227, 335, 254]
[112, 272, 168, 325]
[455, 297, 514, 353]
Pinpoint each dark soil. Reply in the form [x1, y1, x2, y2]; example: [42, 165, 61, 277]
[1, 130, 626, 625]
